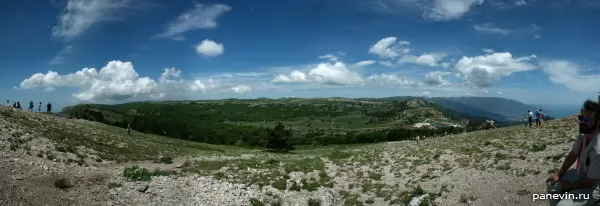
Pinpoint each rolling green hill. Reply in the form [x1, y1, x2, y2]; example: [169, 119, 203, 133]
[61, 97, 491, 147]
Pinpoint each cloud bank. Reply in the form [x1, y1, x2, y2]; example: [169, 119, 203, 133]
[17, 36, 600, 104]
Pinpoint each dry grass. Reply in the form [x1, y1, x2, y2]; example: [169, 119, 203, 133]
[0, 106, 579, 205]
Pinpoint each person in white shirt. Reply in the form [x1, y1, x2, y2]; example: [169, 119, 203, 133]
[527, 110, 534, 127]
[546, 100, 600, 206]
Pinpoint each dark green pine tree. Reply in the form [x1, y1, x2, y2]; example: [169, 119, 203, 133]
[266, 122, 294, 152]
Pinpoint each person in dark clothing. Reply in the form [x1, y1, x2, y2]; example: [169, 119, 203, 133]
[12, 102, 16, 108]
[28, 100, 34, 112]
[535, 109, 541, 126]
[16, 102, 21, 110]
[127, 124, 132, 136]
[46, 102, 52, 114]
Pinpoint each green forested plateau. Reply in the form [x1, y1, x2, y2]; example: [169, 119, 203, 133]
[61, 98, 490, 148]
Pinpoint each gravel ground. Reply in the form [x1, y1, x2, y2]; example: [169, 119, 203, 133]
[0, 106, 578, 205]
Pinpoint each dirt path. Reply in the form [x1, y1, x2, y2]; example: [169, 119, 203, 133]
[0, 149, 198, 206]
[0, 153, 110, 206]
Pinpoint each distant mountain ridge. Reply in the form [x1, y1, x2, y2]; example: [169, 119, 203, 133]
[62, 96, 559, 123]
[428, 97, 533, 122]
[374, 96, 536, 122]
[426, 98, 508, 121]
[369, 96, 575, 120]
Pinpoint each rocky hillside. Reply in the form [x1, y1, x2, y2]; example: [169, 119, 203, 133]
[0, 106, 579, 205]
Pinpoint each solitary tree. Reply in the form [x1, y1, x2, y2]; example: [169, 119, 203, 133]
[266, 122, 294, 152]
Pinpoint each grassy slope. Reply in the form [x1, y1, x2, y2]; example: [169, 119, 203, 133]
[0, 107, 237, 162]
[0, 105, 578, 205]
[178, 115, 576, 205]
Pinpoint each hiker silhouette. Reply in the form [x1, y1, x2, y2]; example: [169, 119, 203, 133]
[28, 100, 34, 112]
[46, 102, 52, 114]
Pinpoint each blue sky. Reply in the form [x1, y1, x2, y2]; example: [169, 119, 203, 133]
[1, 0, 600, 111]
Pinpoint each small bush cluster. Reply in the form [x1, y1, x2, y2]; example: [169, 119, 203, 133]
[123, 165, 175, 181]
[159, 156, 173, 164]
[54, 177, 73, 190]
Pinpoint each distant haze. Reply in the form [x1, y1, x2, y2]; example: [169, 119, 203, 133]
[540, 105, 580, 118]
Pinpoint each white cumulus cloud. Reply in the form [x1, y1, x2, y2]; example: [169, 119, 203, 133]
[398, 52, 447, 67]
[368, 37, 410, 59]
[540, 60, 600, 92]
[272, 62, 364, 86]
[195, 39, 224, 57]
[18, 61, 219, 102]
[368, 0, 483, 21]
[156, 68, 218, 94]
[231, 85, 252, 93]
[441, 62, 452, 69]
[272, 70, 309, 83]
[423, 71, 451, 86]
[52, 0, 136, 39]
[156, 3, 231, 40]
[422, 0, 484, 21]
[367, 73, 416, 86]
[354, 60, 376, 67]
[454, 52, 538, 88]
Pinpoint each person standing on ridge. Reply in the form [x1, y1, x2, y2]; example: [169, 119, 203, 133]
[12, 102, 16, 109]
[28, 100, 34, 112]
[127, 124, 132, 136]
[539, 109, 545, 127]
[38, 102, 42, 112]
[527, 110, 533, 127]
[16, 102, 21, 110]
[535, 109, 541, 127]
[46, 102, 52, 114]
